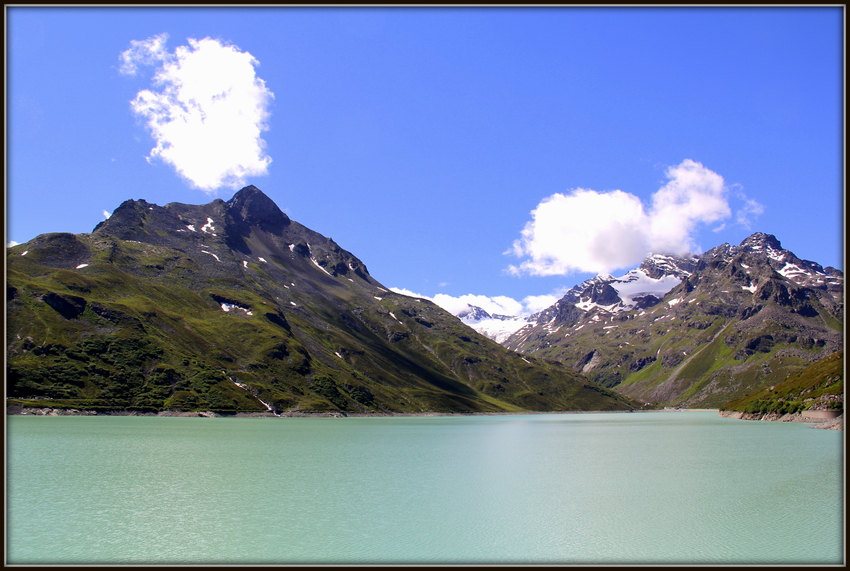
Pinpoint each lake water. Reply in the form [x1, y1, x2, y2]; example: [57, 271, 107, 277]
[5, 411, 843, 565]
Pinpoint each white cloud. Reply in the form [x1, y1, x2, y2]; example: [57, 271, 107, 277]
[7, 241, 20, 248]
[102, 210, 111, 219]
[389, 287, 425, 299]
[507, 188, 650, 276]
[735, 195, 765, 229]
[118, 33, 169, 75]
[120, 35, 274, 192]
[507, 159, 758, 276]
[647, 159, 730, 254]
[521, 292, 565, 314]
[390, 287, 559, 318]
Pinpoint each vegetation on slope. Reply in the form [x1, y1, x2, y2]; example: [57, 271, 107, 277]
[6, 187, 638, 414]
[719, 350, 843, 415]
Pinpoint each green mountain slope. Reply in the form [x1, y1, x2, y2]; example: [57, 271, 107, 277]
[720, 350, 843, 415]
[6, 186, 637, 414]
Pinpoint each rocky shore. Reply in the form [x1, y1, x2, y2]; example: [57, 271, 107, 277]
[718, 410, 844, 430]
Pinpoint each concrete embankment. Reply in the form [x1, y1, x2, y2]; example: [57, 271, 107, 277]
[719, 410, 844, 430]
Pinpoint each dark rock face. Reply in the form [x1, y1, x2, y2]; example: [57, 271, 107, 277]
[226, 185, 290, 236]
[739, 232, 783, 252]
[581, 282, 621, 307]
[41, 292, 87, 320]
[94, 199, 190, 244]
[629, 356, 656, 371]
[632, 295, 662, 311]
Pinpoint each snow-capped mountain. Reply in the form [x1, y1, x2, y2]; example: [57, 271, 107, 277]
[454, 253, 698, 343]
[501, 232, 843, 409]
[456, 304, 536, 344]
[573, 253, 698, 315]
[705, 232, 843, 301]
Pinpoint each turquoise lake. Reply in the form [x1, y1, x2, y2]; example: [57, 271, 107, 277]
[5, 411, 844, 565]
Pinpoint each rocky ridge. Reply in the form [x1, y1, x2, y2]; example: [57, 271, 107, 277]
[498, 233, 843, 408]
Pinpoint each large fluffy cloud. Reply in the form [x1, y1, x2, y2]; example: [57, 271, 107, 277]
[507, 159, 760, 276]
[119, 34, 274, 192]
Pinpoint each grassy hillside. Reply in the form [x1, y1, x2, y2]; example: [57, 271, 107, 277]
[720, 350, 843, 415]
[6, 189, 639, 414]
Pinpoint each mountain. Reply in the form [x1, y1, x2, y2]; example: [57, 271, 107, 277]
[454, 254, 697, 344]
[456, 305, 536, 344]
[503, 233, 843, 408]
[6, 186, 637, 414]
[719, 349, 842, 418]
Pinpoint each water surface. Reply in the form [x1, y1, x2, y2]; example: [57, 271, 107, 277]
[6, 411, 843, 564]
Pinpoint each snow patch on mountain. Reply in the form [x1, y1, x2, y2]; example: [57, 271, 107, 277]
[608, 271, 682, 307]
[311, 257, 332, 275]
[221, 303, 252, 316]
[456, 304, 536, 343]
[201, 217, 216, 236]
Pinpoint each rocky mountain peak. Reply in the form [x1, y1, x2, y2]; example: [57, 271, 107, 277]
[92, 198, 186, 243]
[226, 185, 291, 236]
[739, 232, 783, 252]
[457, 305, 492, 323]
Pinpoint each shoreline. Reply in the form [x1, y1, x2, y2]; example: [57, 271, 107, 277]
[718, 409, 844, 430]
[6, 405, 719, 418]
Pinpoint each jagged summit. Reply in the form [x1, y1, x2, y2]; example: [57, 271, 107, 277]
[639, 253, 698, 279]
[94, 186, 291, 242]
[457, 305, 492, 322]
[740, 231, 783, 251]
[226, 185, 290, 236]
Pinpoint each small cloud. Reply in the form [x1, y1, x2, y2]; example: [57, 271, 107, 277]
[7, 241, 20, 247]
[119, 33, 169, 75]
[120, 34, 274, 193]
[390, 287, 425, 299]
[390, 287, 561, 318]
[521, 291, 567, 314]
[438, 282, 450, 288]
[507, 159, 733, 276]
[735, 196, 765, 229]
[103, 210, 112, 219]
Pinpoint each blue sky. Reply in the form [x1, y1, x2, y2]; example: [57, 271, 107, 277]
[6, 7, 844, 316]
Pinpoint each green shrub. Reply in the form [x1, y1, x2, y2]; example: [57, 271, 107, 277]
[310, 376, 348, 409]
